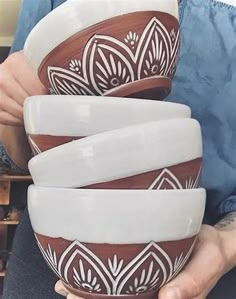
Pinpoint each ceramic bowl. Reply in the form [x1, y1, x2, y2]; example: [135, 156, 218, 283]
[24, 0, 179, 100]
[28, 186, 206, 299]
[28, 119, 202, 188]
[24, 95, 191, 154]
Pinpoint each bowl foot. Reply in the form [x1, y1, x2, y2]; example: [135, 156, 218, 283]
[104, 76, 171, 100]
[64, 284, 158, 299]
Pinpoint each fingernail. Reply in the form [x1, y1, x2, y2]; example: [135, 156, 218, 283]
[163, 287, 181, 299]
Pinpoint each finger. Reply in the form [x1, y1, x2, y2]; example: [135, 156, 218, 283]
[55, 280, 69, 297]
[0, 91, 23, 119]
[0, 69, 29, 106]
[193, 294, 207, 299]
[6, 52, 47, 96]
[0, 111, 23, 126]
[67, 293, 84, 299]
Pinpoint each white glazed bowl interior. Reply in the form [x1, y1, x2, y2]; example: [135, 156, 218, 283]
[24, 95, 191, 136]
[23, 0, 179, 72]
[28, 119, 202, 188]
[28, 186, 206, 244]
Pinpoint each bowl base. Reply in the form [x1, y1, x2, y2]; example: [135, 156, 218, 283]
[64, 284, 158, 299]
[104, 76, 171, 100]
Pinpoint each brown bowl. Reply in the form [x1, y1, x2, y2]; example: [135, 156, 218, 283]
[38, 11, 179, 99]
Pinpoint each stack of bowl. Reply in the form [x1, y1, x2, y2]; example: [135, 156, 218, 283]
[23, 1, 206, 299]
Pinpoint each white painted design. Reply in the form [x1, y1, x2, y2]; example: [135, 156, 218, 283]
[148, 168, 183, 190]
[124, 31, 139, 50]
[36, 236, 196, 295]
[69, 59, 82, 74]
[108, 255, 123, 277]
[28, 136, 41, 155]
[185, 165, 202, 189]
[73, 260, 102, 292]
[149, 165, 201, 190]
[126, 262, 160, 294]
[47, 17, 179, 95]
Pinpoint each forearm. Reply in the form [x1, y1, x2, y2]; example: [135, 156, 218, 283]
[215, 212, 236, 270]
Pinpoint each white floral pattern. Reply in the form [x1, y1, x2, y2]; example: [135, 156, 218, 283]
[35, 236, 196, 295]
[69, 59, 82, 74]
[124, 31, 139, 50]
[73, 260, 102, 292]
[47, 17, 179, 96]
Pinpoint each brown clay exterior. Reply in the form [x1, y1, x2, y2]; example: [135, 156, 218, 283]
[83, 158, 202, 189]
[104, 77, 171, 100]
[35, 233, 196, 298]
[39, 11, 179, 98]
[28, 134, 82, 155]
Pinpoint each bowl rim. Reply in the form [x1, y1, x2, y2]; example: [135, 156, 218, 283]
[24, 95, 191, 135]
[28, 118, 203, 188]
[28, 186, 206, 243]
[23, 0, 179, 72]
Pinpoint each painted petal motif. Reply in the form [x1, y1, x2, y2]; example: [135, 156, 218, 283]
[88, 35, 135, 94]
[46, 16, 179, 96]
[48, 67, 94, 96]
[36, 237, 197, 296]
[137, 17, 171, 79]
[73, 260, 102, 292]
[148, 168, 183, 190]
[166, 28, 180, 79]
[126, 263, 160, 295]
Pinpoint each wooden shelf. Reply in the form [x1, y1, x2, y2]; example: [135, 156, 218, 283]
[0, 220, 19, 225]
[0, 175, 32, 182]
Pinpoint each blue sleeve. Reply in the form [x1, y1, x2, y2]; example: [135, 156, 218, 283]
[11, 0, 66, 53]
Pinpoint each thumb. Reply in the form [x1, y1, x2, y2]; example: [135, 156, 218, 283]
[158, 235, 223, 298]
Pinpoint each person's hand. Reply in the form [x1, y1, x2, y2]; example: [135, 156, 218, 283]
[0, 51, 47, 126]
[55, 281, 83, 299]
[158, 224, 236, 299]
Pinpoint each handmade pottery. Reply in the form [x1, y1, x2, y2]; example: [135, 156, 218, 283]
[24, 95, 191, 154]
[24, 0, 179, 99]
[28, 186, 206, 299]
[24, 0, 179, 72]
[28, 119, 202, 188]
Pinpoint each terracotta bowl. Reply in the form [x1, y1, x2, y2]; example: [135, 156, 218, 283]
[28, 186, 206, 299]
[24, 95, 191, 154]
[28, 119, 202, 188]
[23, 0, 179, 100]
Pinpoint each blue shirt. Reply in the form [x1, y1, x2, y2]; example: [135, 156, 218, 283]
[11, 0, 236, 224]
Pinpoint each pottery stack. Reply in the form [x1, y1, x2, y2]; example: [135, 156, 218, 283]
[23, 1, 206, 299]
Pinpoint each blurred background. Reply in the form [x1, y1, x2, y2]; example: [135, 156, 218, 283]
[0, 0, 21, 62]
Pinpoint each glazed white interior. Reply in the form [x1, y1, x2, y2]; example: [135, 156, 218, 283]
[23, 0, 179, 72]
[28, 119, 202, 188]
[28, 186, 206, 243]
[24, 95, 191, 135]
